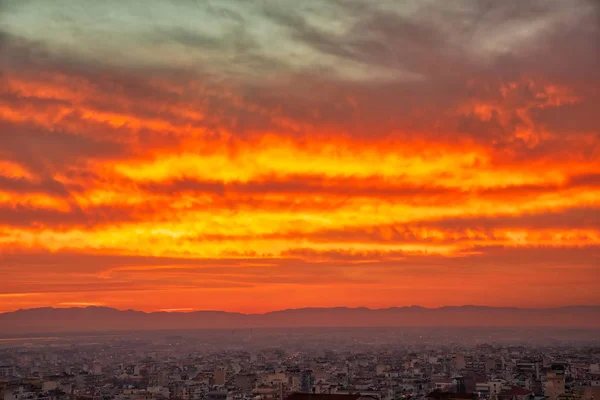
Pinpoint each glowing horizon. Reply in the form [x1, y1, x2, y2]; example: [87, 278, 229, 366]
[0, 0, 599, 313]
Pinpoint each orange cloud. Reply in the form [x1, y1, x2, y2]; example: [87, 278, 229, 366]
[1, 0, 599, 312]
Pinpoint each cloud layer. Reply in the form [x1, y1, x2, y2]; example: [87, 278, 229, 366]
[0, 0, 599, 312]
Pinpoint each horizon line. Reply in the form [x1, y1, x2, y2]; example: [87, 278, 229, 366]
[3, 304, 600, 316]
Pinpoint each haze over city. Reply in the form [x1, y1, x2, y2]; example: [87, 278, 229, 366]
[0, 0, 599, 315]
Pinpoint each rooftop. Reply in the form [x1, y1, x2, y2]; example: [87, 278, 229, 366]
[286, 394, 362, 400]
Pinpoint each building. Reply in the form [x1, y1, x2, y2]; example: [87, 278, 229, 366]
[254, 383, 286, 400]
[545, 372, 565, 400]
[426, 390, 477, 400]
[285, 394, 364, 400]
[454, 356, 467, 371]
[300, 370, 314, 393]
[498, 387, 534, 400]
[205, 391, 231, 400]
[488, 380, 506, 398]
[0, 366, 15, 380]
[433, 378, 454, 391]
[213, 368, 226, 386]
[234, 374, 256, 391]
[582, 387, 600, 400]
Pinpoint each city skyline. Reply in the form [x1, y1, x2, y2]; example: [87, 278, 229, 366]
[1, 0, 599, 313]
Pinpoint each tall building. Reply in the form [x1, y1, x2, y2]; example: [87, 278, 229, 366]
[545, 372, 565, 400]
[301, 370, 313, 393]
[455, 376, 466, 394]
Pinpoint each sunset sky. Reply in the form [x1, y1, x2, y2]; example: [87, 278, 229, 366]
[0, 0, 599, 313]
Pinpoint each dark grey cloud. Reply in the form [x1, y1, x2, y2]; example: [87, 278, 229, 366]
[0, 203, 146, 229]
[282, 244, 600, 270]
[0, 251, 277, 273]
[0, 0, 598, 175]
[0, 176, 76, 197]
[182, 206, 600, 245]
[0, 119, 127, 172]
[418, 206, 600, 231]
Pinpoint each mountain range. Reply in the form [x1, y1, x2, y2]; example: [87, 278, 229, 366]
[1, 305, 599, 335]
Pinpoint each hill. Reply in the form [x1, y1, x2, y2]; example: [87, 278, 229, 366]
[1, 305, 599, 335]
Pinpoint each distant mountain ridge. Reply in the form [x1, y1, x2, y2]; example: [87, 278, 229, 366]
[1, 305, 599, 334]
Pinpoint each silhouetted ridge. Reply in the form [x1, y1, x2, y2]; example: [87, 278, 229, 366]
[1, 305, 598, 335]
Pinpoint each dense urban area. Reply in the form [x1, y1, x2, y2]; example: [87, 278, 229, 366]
[1, 328, 599, 400]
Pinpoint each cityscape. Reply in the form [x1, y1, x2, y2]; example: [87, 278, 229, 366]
[1, 325, 599, 400]
[0, 3, 598, 400]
